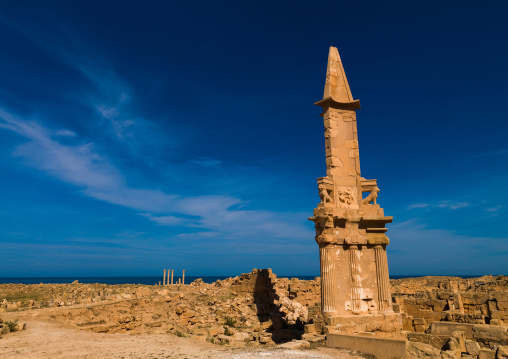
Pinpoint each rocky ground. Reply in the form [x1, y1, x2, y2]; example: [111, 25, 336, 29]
[1, 271, 507, 358]
[0, 320, 364, 359]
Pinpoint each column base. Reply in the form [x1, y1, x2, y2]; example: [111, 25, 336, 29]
[323, 312, 404, 338]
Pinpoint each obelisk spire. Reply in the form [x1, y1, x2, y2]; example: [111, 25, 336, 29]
[323, 47, 354, 102]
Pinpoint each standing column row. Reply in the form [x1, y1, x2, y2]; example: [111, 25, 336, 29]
[161, 269, 187, 285]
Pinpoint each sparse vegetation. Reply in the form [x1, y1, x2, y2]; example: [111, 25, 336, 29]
[224, 326, 234, 336]
[5, 319, 18, 332]
[224, 316, 236, 327]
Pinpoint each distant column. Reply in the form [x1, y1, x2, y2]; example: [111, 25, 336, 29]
[182, 270, 185, 285]
[163, 269, 167, 286]
[171, 270, 174, 285]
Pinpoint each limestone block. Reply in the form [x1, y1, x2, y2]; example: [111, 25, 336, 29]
[415, 324, 427, 333]
[259, 333, 273, 344]
[479, 348, 496, 359]
[465, 340, 481, 356]
[232, 332, 249, 342]
[440, 350, 458, 359]
[488, 301, 499, 312]
[473, 325, 508, 347]
[497, 346, 508, 359]
[304, 323, 316, 333]
[217, 334, 234, 344]
[91, 325, 109, 333]
[407, 332, 450, 350]
[407, 341, 441, 358]
[301, 333, 326, 342]
[452, 331, 467, 351]
[279, 340, 310, 349]
[498, 302, 508, 311]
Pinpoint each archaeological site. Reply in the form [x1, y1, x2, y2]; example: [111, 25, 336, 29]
[1, 47, 507, 359]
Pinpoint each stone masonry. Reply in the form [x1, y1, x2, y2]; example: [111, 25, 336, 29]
[309, 47, 401, 336]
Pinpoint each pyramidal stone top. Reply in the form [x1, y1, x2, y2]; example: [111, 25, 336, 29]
[316, 46, 360, 109]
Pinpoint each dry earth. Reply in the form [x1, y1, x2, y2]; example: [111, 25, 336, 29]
[0, 318, 363, 359]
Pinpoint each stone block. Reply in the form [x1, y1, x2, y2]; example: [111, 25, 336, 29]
[498, 302, 508, 311]
[279, 340, 310, 349]
[328, 333, 407, 359]
[304, 323, 316, 333]
[233, 332, 250, 342]
[440, 350, 458, 359]
[478, 348, 496, 359]
[497, 346, 508, 359]
[218, 334, 234, 344]
[473, 325, 508, 347]
[430, 322, 475, 338]
[91, 325, 109, 333]
[259, 333, 272, 344]
[415, 324, 427, 333]
[465, 340, 481, 356]
[414, 318, 427, 325]
[407, 332, 450, 350]
[407, 341, 441, 359]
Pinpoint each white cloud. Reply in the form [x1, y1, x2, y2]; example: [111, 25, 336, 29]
[54, 129, 76, 137]
[407, 201, 470, 210]
[485, 205, 505, 213]
[387, 219, 507, 275]
[0, 108, 312, 243]
[190, 158, 222, 167]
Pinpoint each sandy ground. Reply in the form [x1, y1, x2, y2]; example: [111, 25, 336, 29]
[0, 318, 365, 359]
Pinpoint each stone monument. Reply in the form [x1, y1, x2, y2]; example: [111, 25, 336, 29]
[309, 47, 402, 336]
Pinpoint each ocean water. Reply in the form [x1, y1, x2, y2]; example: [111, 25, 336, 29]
[0, 274, 482, 285]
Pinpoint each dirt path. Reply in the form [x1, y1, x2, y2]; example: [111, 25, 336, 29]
[0, 320, 363, 359]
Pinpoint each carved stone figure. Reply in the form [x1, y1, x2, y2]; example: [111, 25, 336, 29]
[363, 186, 380, 205]
[337, 187, 355, 206]
[318, 183, 333, 204]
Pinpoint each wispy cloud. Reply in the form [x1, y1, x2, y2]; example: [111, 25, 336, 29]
[388, 219, 508, 275]
[0, 108, 312, 243]
[407, 201, 470, 210]
[190, 158, 222, 167]
[485, 205, 505, 213]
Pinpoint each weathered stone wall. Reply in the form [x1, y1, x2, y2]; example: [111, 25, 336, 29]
[391, 275, 508, 335]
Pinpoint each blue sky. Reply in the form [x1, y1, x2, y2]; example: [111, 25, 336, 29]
[1, 1, 507, 277]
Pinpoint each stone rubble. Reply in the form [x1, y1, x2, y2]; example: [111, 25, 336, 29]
[1, 271, 507, 358]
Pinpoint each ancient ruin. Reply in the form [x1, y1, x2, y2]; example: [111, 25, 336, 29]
[309, 47, 402, 336]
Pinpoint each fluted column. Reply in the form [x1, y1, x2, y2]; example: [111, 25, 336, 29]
[374, 245, 391, 311]
[163, 269, 167, 286]
[320, 244, 339, 315]
[349, 245, 361, 311]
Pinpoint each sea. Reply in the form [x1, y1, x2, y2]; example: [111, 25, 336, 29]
[0, 275, 484, 285]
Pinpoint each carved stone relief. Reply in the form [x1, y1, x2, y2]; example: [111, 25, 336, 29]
[343, 113, 354, 122]
[336, 186, 356, 207]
